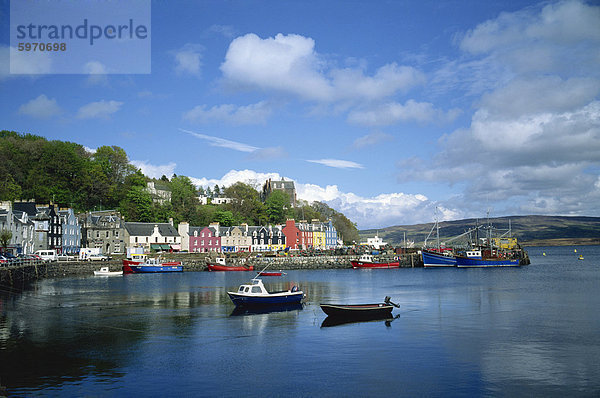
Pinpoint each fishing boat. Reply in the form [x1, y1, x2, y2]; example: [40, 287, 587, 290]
[455, 249, 520, 267]
[93, 266, 123, 276]
[227, 278, 305, 307]
[320, 296, 400, 320]
[207, 257, 254, 272]
[122, 258, 183, 274]
[421, 249, 457, 267]
[350, 254, 400, 269]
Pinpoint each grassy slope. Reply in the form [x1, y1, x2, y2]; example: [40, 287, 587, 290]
[359, 215, 600, 247]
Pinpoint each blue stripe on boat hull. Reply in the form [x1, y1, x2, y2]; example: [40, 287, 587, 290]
[455, 257, 520, 267]
[227, 292, 304, 307]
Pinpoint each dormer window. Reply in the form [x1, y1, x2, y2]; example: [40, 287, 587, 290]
[194, 231, 197, 237]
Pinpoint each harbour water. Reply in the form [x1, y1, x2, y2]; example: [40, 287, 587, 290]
[1, 245, 599, 397]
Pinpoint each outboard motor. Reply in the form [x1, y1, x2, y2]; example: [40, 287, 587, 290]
[384, 296, 401, 308]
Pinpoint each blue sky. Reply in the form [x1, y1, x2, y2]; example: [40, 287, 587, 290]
[1, 0, 599, 229]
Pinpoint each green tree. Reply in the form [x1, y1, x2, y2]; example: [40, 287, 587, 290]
[119, 186, 154, 222]
[214, 209, 234, 226]
[0, 229, 12, 251]
[170, 175, 199, 224]
[224, 182, 266, 225]
[265, 190, 291, 224]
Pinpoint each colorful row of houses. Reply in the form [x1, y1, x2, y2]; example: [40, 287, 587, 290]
[0, 204, 340, 255]
[177, 218, 339, 253]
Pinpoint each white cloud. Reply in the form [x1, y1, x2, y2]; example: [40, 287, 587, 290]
[402, 0, 600, 218]
[77, 100, 123, 119]
[8, 46, 53, 75]
[183, 101, 273, 125]
[131, 160, 177, 179]
[18, 94, 62, 118]
[348, 100, 461, 126]
[353, 132, 394, 149]
[84, 61, 109, 85]
[306, 159, 364, 169]
[208, 24, 236, 38]
[173, 43, 203, 76]
[181, 128, 259, 152]
[221, 33, 423, 103]
[246, 146, 288, 161]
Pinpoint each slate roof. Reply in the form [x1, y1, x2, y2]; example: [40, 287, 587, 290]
[124, 222, 179, 237]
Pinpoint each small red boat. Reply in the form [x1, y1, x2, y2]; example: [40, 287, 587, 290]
[207, 257, 254, 272]
[351, 254, 400, 269]
[256, 271, 286, 276]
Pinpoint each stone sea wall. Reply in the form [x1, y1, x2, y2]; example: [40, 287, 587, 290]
[0, 253, 422, 287]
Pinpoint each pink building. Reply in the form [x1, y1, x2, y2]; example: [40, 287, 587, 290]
[189, 225, 221, 253]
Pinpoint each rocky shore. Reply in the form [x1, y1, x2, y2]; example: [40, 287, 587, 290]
[0, 253, 421, 288]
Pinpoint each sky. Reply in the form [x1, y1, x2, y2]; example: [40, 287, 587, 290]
[1, 0, 599, 230]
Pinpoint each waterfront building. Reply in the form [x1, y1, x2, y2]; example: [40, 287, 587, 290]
[311, 219, 326, 250]
[282, 219, 301, 250]
[324, 219, 338, 249]
[193, 223, 221, 253]
[0, 202, 35, 254]
[124, 221, 181, 252]
[251, 226, 270, 252]
[58, 208, 81, 255]
[268, 225, 286, 251]
[78, 210, 126, 254]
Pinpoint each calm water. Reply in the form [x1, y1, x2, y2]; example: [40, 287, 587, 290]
[1, 246, 599, 397]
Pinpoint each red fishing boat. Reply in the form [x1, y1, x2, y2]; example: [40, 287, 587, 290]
[207, 257, 254, 272]
[350, 254, 400, 269]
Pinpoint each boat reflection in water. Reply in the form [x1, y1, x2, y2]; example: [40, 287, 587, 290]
[230, 303, 304, 316]
[321, 314, 400, 328]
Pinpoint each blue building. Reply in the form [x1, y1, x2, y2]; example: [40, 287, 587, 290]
[324, 219, 338, 249]
[59, 208, 81, 255]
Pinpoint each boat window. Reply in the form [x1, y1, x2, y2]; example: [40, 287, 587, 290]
[239, 286, 244, 292]
[244, 287, 250, 293]
[251, 286, 262, 293]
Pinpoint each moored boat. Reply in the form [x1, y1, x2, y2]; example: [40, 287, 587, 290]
[94, 266, 123, 276]
[350, 254, 400, 269]
[227, 278, 304, 307]
[455, 249, 520, 267]
[320, 296, 400, 320]
[207, 257, 254, 272]
[122, 258, 183, 274]
[421, 249, 457, 267]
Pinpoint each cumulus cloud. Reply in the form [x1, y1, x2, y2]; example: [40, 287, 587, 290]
[221, 33, 423, 103]
[306, 159, 364, 169]
[84, 61, 109, 85]
[183, 101, 273, 125]
[131, 160, 177, 179]
[18, 94, 62, 118]
[77, 100, 123, 119]
[173, 43, 203, 76]
[403, 0, 600, 217]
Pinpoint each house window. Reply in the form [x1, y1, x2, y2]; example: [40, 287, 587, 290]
[135, 237, 138, 243]
[155, 237, 158, 243]
[194, 231, 197, 237]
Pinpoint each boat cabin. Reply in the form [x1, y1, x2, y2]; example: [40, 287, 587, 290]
[214, 257, 227, 265]
[465, 250, 482, 259]
[237, 279, 268, 295]
[358, 254, 374, 263]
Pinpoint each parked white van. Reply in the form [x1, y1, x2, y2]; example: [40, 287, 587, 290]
[35, 250, 58, 262]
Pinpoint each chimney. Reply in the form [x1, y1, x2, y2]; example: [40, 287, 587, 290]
[169, 217, 174, 226]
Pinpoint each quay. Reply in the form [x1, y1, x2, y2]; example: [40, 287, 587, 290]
[0, 253, 422, 288]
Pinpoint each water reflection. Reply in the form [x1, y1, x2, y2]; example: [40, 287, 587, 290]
[229, 303, 304, 316]
[321, 313, 400, 328]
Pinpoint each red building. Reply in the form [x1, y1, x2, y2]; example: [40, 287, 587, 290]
[190, 225, 221, 253]
[282, 219, 301, 250]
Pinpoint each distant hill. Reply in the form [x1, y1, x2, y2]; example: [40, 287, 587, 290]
[359, 215, 600, 247]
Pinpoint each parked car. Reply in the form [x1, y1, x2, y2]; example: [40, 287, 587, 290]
[35, 250, 58, 262]
[88, 254, 111, 261]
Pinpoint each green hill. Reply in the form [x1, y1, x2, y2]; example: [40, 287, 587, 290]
[359, 215, 600, 247]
